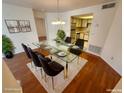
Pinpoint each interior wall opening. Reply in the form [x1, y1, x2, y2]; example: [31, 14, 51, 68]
[70, 13, 93, 51]
[34, 17, 47, 42]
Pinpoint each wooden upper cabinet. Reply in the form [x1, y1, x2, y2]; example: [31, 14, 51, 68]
[75, 19, 88, 27]
[76, 19, 82, 27]
[72, 18, 92, 28]
[81, 19, 88, 27]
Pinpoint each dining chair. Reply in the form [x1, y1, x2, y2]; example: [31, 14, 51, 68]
[75, 39, 84, 49]
[28, 47, 47, 78]
[69, 39, 84, 63]
[38, 54, 64, 90]
[22, 43, 39, 67]
[28, 47, 43, 68]
[22, 43, 47, 66]
[27, 47, 51, 67]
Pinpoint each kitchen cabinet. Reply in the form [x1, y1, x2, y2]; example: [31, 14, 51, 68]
[71, 17, 92, 44]
[82, 19, 88, 27]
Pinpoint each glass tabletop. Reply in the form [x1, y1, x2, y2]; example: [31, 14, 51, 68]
[32, 41, 77, 63]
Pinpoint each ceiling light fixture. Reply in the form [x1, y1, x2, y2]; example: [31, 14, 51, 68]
[51, 0, 65, 25]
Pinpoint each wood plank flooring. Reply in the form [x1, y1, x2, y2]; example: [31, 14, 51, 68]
[3, 49, 121, 93]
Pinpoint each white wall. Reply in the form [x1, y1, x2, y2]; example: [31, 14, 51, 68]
[2, 4, 39, 54]
[101, 1, 122, 75]
[45, 2, 117, 54]
[45, 13, 62, 42]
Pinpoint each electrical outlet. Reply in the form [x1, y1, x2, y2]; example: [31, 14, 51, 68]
[110, 56, 114, 60]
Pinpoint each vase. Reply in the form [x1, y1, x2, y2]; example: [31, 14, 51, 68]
[5, 51, 14, 59]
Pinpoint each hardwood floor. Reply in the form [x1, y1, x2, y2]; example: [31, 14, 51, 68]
[3, 49, 121, 93]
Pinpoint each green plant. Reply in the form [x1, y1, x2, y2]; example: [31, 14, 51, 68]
[56, 29, 66, 40]
[2, 35, 14, 54]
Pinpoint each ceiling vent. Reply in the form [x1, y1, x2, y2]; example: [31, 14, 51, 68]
[102, 3, 116, 9]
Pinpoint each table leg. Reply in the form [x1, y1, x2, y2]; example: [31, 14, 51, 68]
[64, 62, 68, 79]
[31, 61, 34, 68]
[50, 55, 52, 60]
[77, 56, 79, 64]
[44, 73, 47, 82]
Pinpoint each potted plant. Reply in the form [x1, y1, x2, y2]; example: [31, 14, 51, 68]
[2, 35, 14, 58]
[55, 29, 66, 43]
[57, 29, 66, 40]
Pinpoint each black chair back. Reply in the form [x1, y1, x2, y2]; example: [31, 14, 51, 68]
[21, 43, 31, 59]
[28, 48, 42, 67]
[75, 39, 84, 49]
[65, 37, 71, 43]
[38, 55, 54, 76]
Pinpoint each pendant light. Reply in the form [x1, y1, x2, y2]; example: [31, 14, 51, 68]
[51, 0, 65, 25]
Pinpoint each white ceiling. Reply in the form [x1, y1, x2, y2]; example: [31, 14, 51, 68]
[3, 0, 115, 12]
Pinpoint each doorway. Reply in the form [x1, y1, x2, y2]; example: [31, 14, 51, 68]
[34, 17, 47, 42]
[70, 13, 93, 50]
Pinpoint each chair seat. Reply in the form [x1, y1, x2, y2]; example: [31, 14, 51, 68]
[69, 48, 82, 56]
[48, 61, 64, 72]
[45, 57, 52, 62]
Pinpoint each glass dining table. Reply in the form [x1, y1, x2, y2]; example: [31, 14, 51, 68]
[32, 41, 78, 78]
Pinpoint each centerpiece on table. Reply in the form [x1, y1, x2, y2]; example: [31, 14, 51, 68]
[54, 29, 66, 44]
[54, 29, 68, 57]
